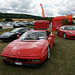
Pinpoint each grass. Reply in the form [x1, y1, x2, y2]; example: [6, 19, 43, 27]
[0, 18, 47, 22]
[0, 28, 75, 75]
[12, 18, 34, 22]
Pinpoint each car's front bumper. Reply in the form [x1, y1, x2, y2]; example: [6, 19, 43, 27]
[0, 37, 12, 41]
[3, 60, 41, 67]
[66, 34, 75, 39]
[1, 52, 47, 66]
[0, 36, 17, 42]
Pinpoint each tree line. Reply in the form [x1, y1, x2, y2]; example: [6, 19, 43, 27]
[0, 12, 45, 20]
[0, 12, 54, 22]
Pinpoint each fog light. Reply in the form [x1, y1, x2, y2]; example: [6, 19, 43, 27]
[2, 56, 8, 60]
[31, 59, 40, 63]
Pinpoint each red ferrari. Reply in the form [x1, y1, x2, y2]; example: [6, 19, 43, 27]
[1, 21, 55, 66]
[56, 26, 75, 39]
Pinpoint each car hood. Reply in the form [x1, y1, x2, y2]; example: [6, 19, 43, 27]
[1, 40, 46, 57]
[0, 32, 14, 38]
[67, 30, 75, 34]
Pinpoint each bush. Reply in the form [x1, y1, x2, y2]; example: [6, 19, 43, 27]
[47, 17, 53, 23]
[0, 17, 2, 19]
[71, 21, 74, 25]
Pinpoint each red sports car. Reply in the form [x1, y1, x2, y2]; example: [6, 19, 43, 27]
[56, 26, 75, 39]
[1, 30, 55, 66]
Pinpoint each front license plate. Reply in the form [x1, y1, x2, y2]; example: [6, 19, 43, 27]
[15, 62, 22, 65]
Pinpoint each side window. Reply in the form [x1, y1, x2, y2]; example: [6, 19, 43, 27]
[64, 27, 68, 30]
[60, 27, 62, 29]
[46, 31, 51, 37]
[17, 29, 21, 33]
[17, 29, 25, 33]
[60, 27, 64, 30]
[20, 29, 27, 33]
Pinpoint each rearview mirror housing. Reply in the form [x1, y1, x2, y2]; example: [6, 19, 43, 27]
[17, 35, 20, 38]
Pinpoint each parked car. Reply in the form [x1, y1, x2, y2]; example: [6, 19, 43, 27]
[0, 28, 31, 42]
[56, 25, 75, 39]
[26, 22, 34, 26]
[13, 22, 26, 28]
[1, 29, 55, 66]
[23, 21, 27, 23]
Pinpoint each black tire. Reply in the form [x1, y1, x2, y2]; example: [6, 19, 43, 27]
[63, 33, 66, 39]
[3, 60, 9, 64]
[53, 39, 55, 45]
[56, 30, 59, 35]
[0, 26, 2, 29]
[47, 47, 50, 60]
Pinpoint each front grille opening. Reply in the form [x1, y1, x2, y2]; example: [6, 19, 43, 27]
[70, 36, 75, 38]
[8, 57, 28, 62]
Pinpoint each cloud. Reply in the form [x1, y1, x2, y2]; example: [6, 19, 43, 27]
[0, 0, 75, 17]
[0, 0, 33, 14]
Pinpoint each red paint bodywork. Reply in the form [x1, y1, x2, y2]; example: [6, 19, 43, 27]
[52, 16, 66, 31]
[34, 21, 50, 30]
[52, 16, 73, 31]
[1, 30, 55, 65]
[56, 26, 75, 39]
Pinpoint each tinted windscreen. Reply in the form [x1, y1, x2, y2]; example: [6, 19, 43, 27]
[64, 26, 75, 30]
[19, 31, 46, 40]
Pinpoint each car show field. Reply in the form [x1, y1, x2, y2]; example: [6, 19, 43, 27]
[0, 27, 75, 75]
[0, 0, 75, 74]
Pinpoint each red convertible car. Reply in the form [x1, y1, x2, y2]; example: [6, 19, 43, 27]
[56, 26, 75, 39]
[1, 21, 55, 66]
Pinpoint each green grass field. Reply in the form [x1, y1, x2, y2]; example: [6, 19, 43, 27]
[0, 27, 75, 75]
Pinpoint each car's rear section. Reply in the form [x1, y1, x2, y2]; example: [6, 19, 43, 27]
[34, 21, 50, 30]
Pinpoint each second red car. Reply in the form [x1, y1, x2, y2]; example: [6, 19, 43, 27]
[56, 26, 75, 39]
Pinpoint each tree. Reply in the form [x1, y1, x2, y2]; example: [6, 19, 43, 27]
[5, 18, 13, 21]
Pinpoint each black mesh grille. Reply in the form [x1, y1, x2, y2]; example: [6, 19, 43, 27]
[8, 57, 28, 62]
[70, 36, 75, 38]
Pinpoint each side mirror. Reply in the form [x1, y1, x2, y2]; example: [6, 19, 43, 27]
[17, 35, 20, 38]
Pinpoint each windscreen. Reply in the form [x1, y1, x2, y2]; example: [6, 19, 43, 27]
[19, 31, 46, 40]
[64, 26, 75, 30]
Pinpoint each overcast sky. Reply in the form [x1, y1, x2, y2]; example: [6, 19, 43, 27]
[0, 0, 75, 17]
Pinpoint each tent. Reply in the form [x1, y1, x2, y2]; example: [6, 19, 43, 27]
[52, 16, 66, 31]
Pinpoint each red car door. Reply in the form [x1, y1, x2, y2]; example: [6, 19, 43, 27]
[58, 27, 64, 36]
[46, 31, 54, 48]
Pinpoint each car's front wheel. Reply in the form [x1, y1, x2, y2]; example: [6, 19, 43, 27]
[47, 47, 50, 60]
[63, 33, 66, 39]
